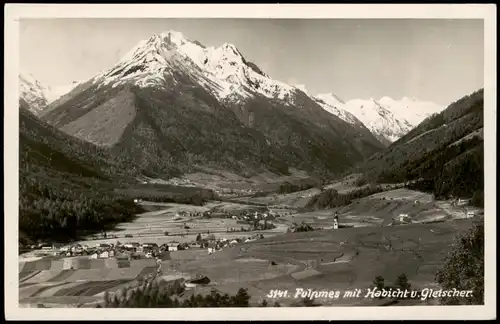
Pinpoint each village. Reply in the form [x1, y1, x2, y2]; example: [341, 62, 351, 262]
[18, 187, 484, 309]
[21, 205, 290, 264]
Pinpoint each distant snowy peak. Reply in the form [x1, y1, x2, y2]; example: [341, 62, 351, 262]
[340, 97, 444, 144]
[19, 72, 84, 114]
[19, 73, 50, 115]
[376, 96, 443, 125]
[93, 30, 297, 104]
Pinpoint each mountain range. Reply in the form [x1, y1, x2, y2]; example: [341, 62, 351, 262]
[20, 31, 444, 148]
[24, 30, 389, 179]
[313, 93, 443, 145]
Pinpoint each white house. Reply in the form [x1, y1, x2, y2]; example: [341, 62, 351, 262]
[167, 243, 179, 252]
[466, 211, 476, 218]
[99, 251, 110, 258]
[89, 253, 98, 259]
[399, 214, 409, 223]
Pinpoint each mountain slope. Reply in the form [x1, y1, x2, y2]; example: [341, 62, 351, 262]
[41, 30, 384, 179]
[357, 89, 484, 206]
[315, 93, 444, 145]
[19, 100, 146, 243]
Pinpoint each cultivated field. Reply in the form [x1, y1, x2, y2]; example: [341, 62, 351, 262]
[175, 218, 480, 306]
[18, 256, 158, 307]
[20, 185, 483, 308]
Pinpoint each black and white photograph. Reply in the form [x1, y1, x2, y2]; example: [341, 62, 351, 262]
[4, 4, 496, 321]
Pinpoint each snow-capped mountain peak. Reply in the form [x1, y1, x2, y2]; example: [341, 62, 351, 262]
[93, 30, 297, 103]
[331, 96, 445, 144]
[19, 72, 51, 115]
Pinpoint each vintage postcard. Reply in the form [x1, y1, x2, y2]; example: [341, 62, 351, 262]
[4, 3, 496, 321]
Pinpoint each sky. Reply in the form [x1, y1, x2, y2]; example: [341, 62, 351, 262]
[19, 18, 484, 105]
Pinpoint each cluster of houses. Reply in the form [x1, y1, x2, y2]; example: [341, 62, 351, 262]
[205, 234, 264, 254]
[201, 208, 283, 222]
[164, 178, 197, 187]
[30, 242, 169, 260]
[30, 231, 267, 260]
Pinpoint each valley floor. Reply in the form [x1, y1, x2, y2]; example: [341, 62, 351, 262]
[19, 181, 483, 308]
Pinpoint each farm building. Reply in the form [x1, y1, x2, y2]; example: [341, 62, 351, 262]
[466, 211, 476, 218]
[457, 198, 471, 206]
[187, 275, 210, 285]
[142, 243, 159, 249]
[167, 243, 180, 251]
[398, 214, 411, 223]
[124, 242, 140, 250]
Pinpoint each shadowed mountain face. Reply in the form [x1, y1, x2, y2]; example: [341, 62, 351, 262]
[41, 31, 384, 179]
[19, 100, 146, 243]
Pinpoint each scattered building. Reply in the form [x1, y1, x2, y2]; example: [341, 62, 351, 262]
[398, 213, 410, 223]
[333, 213, 339, 230]
[167, 243, 179, 251]
[457, 198, 471, 206]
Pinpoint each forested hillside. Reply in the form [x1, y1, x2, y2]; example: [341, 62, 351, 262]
[19, 102, 144, 244]
[357, 89, 484, 206]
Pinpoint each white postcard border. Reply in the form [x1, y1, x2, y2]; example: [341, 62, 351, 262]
[4, 3, 496, 320]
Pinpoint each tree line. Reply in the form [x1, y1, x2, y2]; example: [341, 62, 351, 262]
[100, 281, 252, 308]
[378, 137, 483, 207]
[305, 185, 384, 210]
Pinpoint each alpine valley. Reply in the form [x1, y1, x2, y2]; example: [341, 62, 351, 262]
[17, 29, 484, 309]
